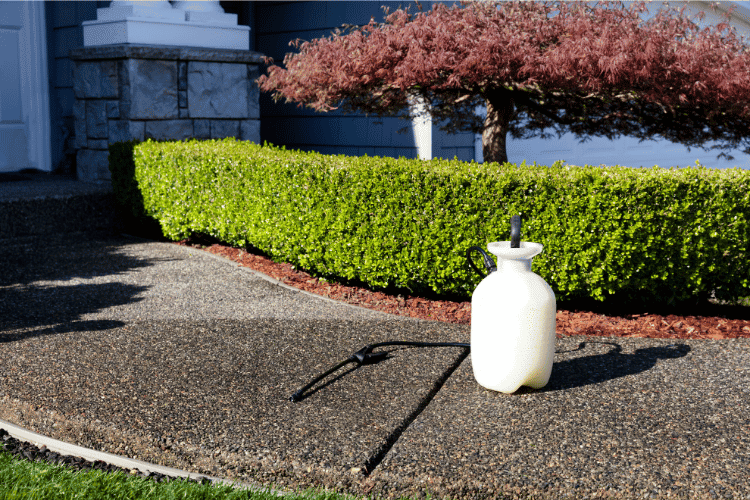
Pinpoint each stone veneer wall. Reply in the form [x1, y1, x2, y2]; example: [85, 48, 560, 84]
[70, 44, 264, 183]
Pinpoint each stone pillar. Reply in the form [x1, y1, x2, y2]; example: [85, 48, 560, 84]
[70, 44, 264, 183]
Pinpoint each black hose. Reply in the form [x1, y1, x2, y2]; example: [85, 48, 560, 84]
[466, 246, 496, 278]
[289, 341, 470, 402]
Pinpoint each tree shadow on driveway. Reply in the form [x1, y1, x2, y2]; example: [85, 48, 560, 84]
[0, 234, 161, 340]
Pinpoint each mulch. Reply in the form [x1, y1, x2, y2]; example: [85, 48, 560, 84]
[175, 239, 750, 340]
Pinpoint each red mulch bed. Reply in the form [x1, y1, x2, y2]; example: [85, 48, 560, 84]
[175, 238, 750, 340]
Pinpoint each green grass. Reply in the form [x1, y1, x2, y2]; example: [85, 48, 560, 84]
[0, 449, 354, 500]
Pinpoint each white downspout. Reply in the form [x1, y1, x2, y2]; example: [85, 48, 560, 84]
[474, 103, 486, 163]
[409, 96, 432, 160]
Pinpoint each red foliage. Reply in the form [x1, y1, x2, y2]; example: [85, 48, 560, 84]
[257, 1, 750, 163]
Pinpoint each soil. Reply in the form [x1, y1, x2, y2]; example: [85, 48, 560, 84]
[175, 237, 750, 340]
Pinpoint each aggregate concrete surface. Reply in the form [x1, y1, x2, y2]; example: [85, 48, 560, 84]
[1, 232, 749, 499]
[0, 173, 110, 202]
[369, 338, 750, 499]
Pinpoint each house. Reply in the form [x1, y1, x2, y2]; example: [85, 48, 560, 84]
[1, 1, 749, 183]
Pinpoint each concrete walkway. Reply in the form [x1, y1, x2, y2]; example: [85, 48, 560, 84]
[1, 179, 749, 499]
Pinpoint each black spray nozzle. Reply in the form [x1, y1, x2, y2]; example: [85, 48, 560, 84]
[510, 214, 521, 248]
[288, 346, 391, 402]
[351, 346, 389, 365]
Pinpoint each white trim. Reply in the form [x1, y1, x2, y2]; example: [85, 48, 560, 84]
[82, 17, 250, 50]
[19, 1, 51, 172]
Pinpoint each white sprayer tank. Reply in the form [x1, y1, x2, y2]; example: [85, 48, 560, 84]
[470, 240, 556, 393]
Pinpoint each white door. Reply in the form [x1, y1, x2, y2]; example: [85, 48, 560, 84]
[0, 1, 50, 173]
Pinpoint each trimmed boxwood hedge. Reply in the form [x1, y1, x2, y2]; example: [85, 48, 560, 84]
[109, 138, 750, 306]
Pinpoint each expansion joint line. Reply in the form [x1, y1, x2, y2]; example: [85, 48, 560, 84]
[362, 347, 470, 476]
[288, 341, 471, 475]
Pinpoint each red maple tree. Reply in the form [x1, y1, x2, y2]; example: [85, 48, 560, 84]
[257, 1, 750, 164]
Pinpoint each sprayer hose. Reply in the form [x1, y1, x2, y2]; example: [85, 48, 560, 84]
[289, 341, 470, 402]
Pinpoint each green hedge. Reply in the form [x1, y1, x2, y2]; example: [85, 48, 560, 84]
[110, 138, 750, 306]
[108, 139, 164, 239]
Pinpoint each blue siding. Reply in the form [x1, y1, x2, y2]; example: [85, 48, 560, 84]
[256, 1, 465, 160]
[259, 2, 393, 34]
[506, 133, 750, 170]
[436, 147, 475, 163]
[46, 0, 104, 174]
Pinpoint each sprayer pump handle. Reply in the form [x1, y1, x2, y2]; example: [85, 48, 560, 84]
[510, 215, 521, 248]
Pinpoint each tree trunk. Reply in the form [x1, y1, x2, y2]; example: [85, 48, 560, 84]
[482, 90, 515, 164]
